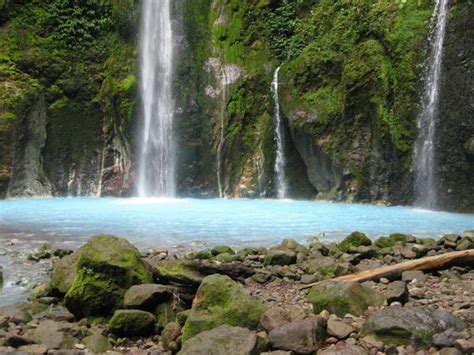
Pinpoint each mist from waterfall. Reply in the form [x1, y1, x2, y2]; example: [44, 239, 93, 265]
[272, 66, 288, 199]
[414, 0, 450, 209]
[136, 0, 176, 197]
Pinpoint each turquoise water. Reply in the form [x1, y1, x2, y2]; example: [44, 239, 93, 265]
[1, 198, 473, 248]
[0, 197, 473, 306]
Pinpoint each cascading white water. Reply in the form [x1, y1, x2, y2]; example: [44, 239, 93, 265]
[414, 0, 450, 209]
[272, 66, 288, 199]
[137, 0, 176, 197]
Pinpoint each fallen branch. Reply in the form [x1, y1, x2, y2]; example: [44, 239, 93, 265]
[300, 249, 474, 289]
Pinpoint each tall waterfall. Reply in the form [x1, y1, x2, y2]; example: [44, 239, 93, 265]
[414, 0, 450, 209]
[272, 67, 288, 199]
[136, 0, 176, 197]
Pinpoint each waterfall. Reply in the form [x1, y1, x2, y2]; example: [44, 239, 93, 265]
[414, 0, 450, 209]
[136, 0, 176, 197]
[272, 66, 288, 199]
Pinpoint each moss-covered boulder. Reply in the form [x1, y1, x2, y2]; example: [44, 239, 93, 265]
[338, 232, 372, 252]
[374, 233, 410, 249]
[82, 334, 113, 353]
[264, 249, 297, 266]
[108, 309, 156, 337]
[181, 274, 267, 340]
[64, 235, 152, 318]
[307, 281, 385, 317]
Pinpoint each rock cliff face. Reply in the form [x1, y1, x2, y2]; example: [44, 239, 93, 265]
[0, 0, 472, 211]
[435, 0, 474, 212]
[7, 94, 52, 198]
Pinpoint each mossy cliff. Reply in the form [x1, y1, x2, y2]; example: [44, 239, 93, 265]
[0, 0, 472, 210]
[0, 0, 138, 197]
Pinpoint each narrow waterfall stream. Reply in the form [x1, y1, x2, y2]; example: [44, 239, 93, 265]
[136, 0, 176, 197]
[272, 66, 288, 199]
[414, 0, 450, 209]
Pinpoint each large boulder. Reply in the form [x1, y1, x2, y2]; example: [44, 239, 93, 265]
[362, 306, 465, 346]
[82, 334, 113, 353]
[307, 281, 385, 317]
[123, 284, 173, 310]
[264, 249, 297, 266]
[338, 232, 372, 252]
[179, 325, 259, 355]
[108, 309, 156, 337]
[64, 235, 153, 318]
[181, 274, 267, 340]
[268, 317, 326, 354]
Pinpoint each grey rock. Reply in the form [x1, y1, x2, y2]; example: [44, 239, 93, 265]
[2, 334, 34, 347]
[401, 270, 426, 283]
[386, 281, 408, 304]
[301, 274, 319, 284]
[327, 319, 354, 339]
[179, 325, 258, 355]
[269, 317, 326, 354]
[439, 348, 462, 355]
[161, 322, 181, 351]
[264, 249, 296, 266]
[432, 329, 463, 347]
[123, 284, 173, 310]
[0, 303, 34, 324]
[363, 306, 465, 346]
[260, 307, 291, 332]
[29, 320, 78, 350]
[456, 237, 474, 251]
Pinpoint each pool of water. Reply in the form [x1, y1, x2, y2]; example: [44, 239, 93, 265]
[1, 197, 473, 247]
[0, 197, 473, 306]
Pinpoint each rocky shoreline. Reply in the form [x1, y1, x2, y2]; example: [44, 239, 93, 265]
[0, 231, 473, 354]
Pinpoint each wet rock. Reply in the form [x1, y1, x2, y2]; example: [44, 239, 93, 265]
[179, 325, 258, 355]
[454, 338, 474, 353]
[64, 235, 153, 318]
[307, 281, 385, 317]
[327, 319, 354, 339]
[317, 343, 368, 355]
[264, 249, 297, 266]
[211, 245, 235, 256]
[268, 317, 326, 354]
[362, 306, 465, 346]
[124, 284, 173, 310]
[401, 270, 426, 283]
[386, 281, 408, 304]
[259, 307, 291, 332]
[108, 309, 156, 337]
[81, 334, 112, 353]
[181, 274, 266, 340]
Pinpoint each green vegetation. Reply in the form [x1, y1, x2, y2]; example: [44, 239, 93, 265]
[338, 231, 372, 252]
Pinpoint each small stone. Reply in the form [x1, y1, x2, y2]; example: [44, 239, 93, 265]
[409, 287, 425, 299]
[401, 247, 416, 259]
[361, 335, 384, 351]
[379, 278, 390, 284]
[454, 338, 474, 353]
[439, 348, 462, 355]
[386, 281, 408, 304]
[401, 270, 426, 283]
[327, 319, 354, 339]
[74, 343, 86, 349]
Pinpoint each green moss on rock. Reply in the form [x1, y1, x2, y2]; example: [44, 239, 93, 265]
[64, 235, 152, 318]
[338, 232, 372, 252]
[108, 309, 156, 337]
[181, 274, 267, 340]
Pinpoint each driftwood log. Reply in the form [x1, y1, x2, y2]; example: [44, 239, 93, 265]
[300, 249, 474, 289]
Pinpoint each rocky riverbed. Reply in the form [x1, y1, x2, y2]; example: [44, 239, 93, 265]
[0, 231, 473, 354]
